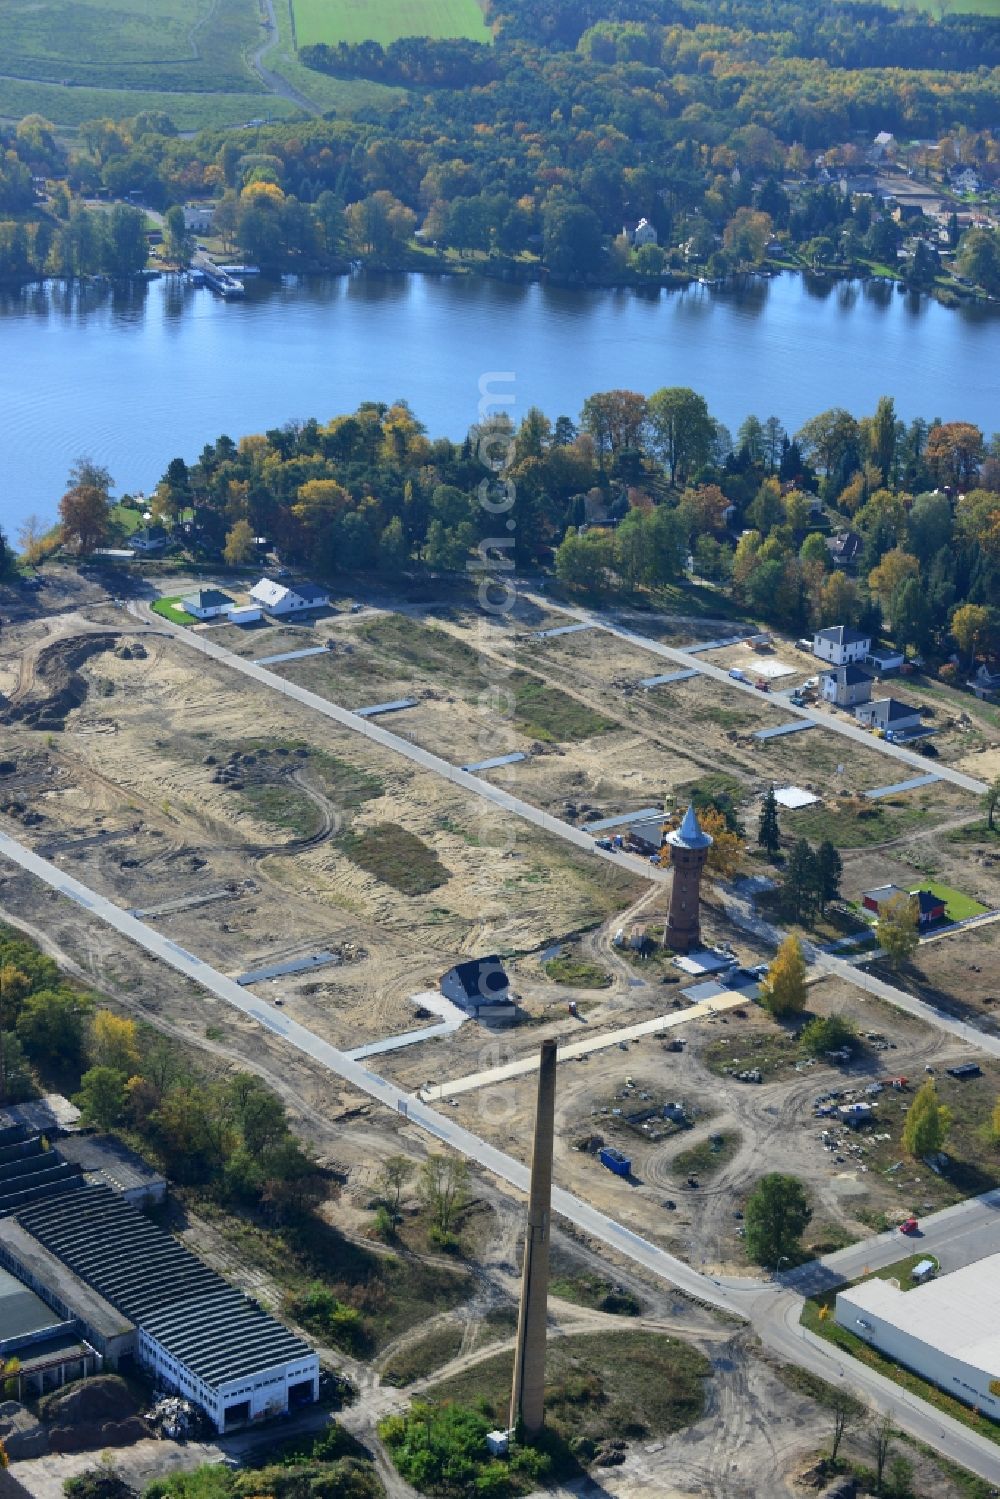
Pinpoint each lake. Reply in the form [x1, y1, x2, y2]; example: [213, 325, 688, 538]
[1, 269, 997, 539]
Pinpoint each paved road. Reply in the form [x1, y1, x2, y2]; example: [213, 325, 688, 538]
[814, 946, 1000, 1061]
[528, 596, 988, 797]
[4, 824, 1000, 1479]
[130, 603, 665, 884]
[250, 0, 321, 115]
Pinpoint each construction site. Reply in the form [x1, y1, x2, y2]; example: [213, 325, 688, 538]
[2, 564, 1000, 1499]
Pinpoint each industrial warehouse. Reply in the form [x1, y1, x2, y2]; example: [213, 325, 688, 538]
[0, 1124, 318, 1432]
[836, 1256, 1000, 1420]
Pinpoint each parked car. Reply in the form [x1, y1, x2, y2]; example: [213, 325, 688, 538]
[899, 1216, 919, 1235]
[729, 668, 747, 682]
[754, 678, 770, 692]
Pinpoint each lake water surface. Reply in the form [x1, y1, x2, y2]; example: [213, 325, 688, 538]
[1, 269, 997, 538]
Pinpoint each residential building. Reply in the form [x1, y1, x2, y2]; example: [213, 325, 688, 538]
[870, 131, 895, 161]
[861, 885, 909, 916]
[131, 525, 168, 554]
[440, 956, 516, 1022]
[836, 1255, 1000, 1419]
[862, 885, 945, 927]
[249, 578, 330, 616]
[854, 697, 924, 738]
[180, 588, 235, 621]
[183, 204, 215, 232]
[820, 663, 873, 709]
[813, 626, 872, 666]
[825, 530, 862, 569]
[911, 889, 947, 927]
[968, 663, 1000, 701]
[633, 217, 658, 247]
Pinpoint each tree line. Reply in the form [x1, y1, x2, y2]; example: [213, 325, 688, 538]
[46, 387, 999, 676]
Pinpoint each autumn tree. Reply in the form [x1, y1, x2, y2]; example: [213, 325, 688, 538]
[223, 518, 256, 567]
[867, 548, 919, 625]
[926, 421, 984, 487]
[902, 1079, 952, 1158]
[580, 390, 647, 460]
[760, 935, 807, 1018]
[951, 602, 992, 669]
[59, 483, 109, 554]
[877, 893, 919, 971]
[89, 1011, 140, 1074]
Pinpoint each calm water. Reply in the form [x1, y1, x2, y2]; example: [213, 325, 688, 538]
[1, 269, 998, 538]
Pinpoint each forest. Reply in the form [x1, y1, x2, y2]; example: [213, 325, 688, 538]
[47, 388, 1000, 670]
[0, 0, 998, 289]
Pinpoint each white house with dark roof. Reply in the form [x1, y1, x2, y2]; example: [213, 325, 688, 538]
[180, 588, 234, 621]
[820, 663, 872, 709]
[854, 697, 924, 738]
[249, 578, 330, 617]
[813, 626, 872, 666]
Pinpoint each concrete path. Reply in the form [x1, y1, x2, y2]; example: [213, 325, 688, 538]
[344, 991, 467, 1060]
[421, 992, 747, 1100]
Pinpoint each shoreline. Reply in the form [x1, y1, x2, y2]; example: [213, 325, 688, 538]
[0, 259, 996, 316]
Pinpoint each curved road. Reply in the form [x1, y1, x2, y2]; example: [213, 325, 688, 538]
[2, 822, 1000, 1481]
[249, 0, 320, 116]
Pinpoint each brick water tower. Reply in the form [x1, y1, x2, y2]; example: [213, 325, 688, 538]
[664, 804, 713, 953]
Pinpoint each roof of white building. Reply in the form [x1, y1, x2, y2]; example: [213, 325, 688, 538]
[838, 1254, 1000, 1378]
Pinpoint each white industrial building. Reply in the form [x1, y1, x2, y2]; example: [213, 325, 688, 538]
[8, 1185, 318, 1432]
[836, 1255, 1000, 1419]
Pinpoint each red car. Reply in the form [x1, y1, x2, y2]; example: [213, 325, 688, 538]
[899, 1216, 919, 1235]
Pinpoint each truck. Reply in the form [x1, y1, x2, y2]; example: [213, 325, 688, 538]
[599, 1147, 631, 1178]
[754, 677, 770, 692]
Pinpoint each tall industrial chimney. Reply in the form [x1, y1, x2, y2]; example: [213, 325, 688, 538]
[509, 1037, 557, 1437]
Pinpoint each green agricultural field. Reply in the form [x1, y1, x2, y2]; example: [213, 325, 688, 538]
[0, 0, 311, 130]
[847, 0, 1000, 13]
[291, 0, 491, 48]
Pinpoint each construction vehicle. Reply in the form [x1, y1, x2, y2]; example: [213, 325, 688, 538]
[881, 1076, 909, 1090]
[754, 677, 770, 692]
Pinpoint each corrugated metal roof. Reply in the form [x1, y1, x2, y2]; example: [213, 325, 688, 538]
[16, 1186, 312, 1389]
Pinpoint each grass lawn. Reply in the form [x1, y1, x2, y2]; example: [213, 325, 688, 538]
[0, 0, 307, 128]
[921, 881, 990, 922]
[338, 822, 450, 895]
[671, 1131, 740, 1181]
[509, 673, 616, 742]
[379, 1322, 464, 1386]
[151, 596, 196, 626]
[426, 1330, 711, 1442]
[543, 956, 612, 988]
[291, 0, 492, 48]
[785, 792, 950, 849]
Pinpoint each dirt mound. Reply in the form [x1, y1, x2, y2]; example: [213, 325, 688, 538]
[41, 1374, 145, 1435]
[5, 634, 121, 730]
